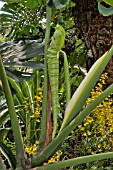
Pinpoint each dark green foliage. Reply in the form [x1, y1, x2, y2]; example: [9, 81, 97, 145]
[0, 3, 45, 40]
[0, 141, 16, 170]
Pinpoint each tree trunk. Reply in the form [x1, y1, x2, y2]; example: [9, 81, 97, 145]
[72, 0, 113, 85]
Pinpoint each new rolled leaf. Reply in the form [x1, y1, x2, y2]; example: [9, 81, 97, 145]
[47, 25, 65, 138]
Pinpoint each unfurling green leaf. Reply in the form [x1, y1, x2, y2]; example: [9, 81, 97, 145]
[47, 25, 65, 138]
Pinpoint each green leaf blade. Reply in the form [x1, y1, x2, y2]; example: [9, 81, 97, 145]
[61, 45, 113, 130]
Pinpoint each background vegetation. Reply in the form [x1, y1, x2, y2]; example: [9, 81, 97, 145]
[0, 0, 113, 169]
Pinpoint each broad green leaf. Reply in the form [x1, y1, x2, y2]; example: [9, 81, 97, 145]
[0, 40, 44, 62]
[25, 0, 38, 9]
[5, 61, 43, 70]
[47, 0, 69, 9]
[0, 3, 45, 40]
[98, 3, 113, 16]
[6, 68, 34, 82]
[1, 4, 17, 14]
[61, 45, 113, 130]
[0, 141, 16, 170]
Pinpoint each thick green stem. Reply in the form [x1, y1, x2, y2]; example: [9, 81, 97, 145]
[38, 5, 51, 150]
[38, 152, 113, 170]
[31, 83, 113, 167]
[0, 54, 25, 168]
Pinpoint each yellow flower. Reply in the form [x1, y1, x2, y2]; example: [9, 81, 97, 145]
[35, 141, 39, 144]
[30, 115, 35, 118]
[38, 91, 43, 95]
[36, 119, 40, 122]
[44, 150, 62, 165]
[98, 144, 101, 149]
[81, 127, 85, 131]
[83, 132, 87, 136]
[87, 131, 91, 136]
[92, 152, 96, 155]
[38, 88, 43, 91]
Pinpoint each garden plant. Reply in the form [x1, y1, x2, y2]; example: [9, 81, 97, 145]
[1, 0, 113, 170]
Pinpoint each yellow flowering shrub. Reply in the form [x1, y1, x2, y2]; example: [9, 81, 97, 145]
[78, 73, 113, 154]
[24, 88, 43, 154]
[44, 150, 62, 165]
[23, 88, 43, 122]
[30, 88, 43, 122]
[25, 140, 39, 155]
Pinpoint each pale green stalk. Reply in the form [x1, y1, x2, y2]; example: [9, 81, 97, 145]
[0, 54, 25, 169]
[38, 5, 51, 150]
[60, 50, 71, 105]
[31, 83, 113, 167]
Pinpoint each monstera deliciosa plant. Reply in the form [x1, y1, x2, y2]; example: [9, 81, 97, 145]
[0, 0, 113, 169]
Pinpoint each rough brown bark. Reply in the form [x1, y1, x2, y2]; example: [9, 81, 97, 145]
[72, 0, 113, 84]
